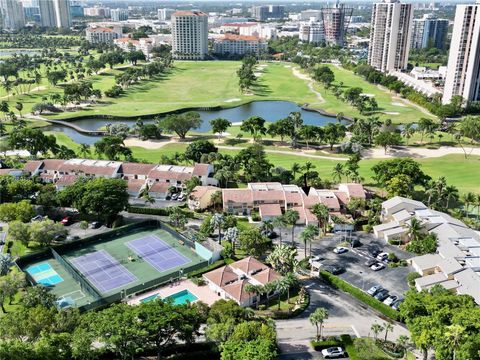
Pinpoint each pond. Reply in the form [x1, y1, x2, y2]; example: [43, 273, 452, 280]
[0, 49, 41, 58]
[46, 100, 341, 145]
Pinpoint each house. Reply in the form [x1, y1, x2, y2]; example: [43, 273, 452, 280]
[127, 179, 146, 198]
[148, 182, 170, 200]
[0, 168, 26, 178]
[203, 257, 281, 307]
[188, 186, 219, 210]
[55, 175, 78, 190]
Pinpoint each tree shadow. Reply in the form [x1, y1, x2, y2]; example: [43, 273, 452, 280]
[224, 138, 248, 146]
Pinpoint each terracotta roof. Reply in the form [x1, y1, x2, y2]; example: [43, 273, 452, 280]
[149, 182, 170, 193]
[190, 185, 218, 200]
[303, 194, 320, 208]
[58, 163, 118, 176]
[252, 190, 284, 202]
[41, 159, 66, 172]
[340, 183, 366, 199]
[251, 267, 281, 285]
[320, 196, 340, 210]
[284, 191, 303, 205]
[148, 170, 192, 181]
[23, 160, 43, 173]
[230, 256, 265, 275]
[127, 179, 146, 191]
[56, 175, 78, 186]
[39, 173, 55, 181]
[304, 207, 318, 222]
[222, 189, 253, 204]
[222, 279, 252, 303]
[259, 204, 282, 217]
[292, 206, 306, 222]
[334, 191, 349, 206]
[192, 163, 210, 176]
[172, 10, 207, 17]
[203, 265, 238, 287]
[221, 22, 258, 27]
[120, 163, 155, 176]
[221, 34, 261, 41]
[87, 27, 118, 33]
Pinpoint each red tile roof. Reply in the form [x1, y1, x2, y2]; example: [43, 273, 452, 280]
[127, 179, 146, 191]
[252, 190, 284, 202]
[149, 182, 170, 193]
[334, 191, 349, 206]
[172, 10, 207, 17]
[148, 170, 192, 181]
[259, 204, 282, 217]
[58, 163, 118, 176]
[192, 163, 210, 176]
[203, 265, 238, 287]
[41, 159, 66, 172]
[120, 163, 155, 176]
[230, 256, 265, 275]
[23, 160, 43, 173]
[222, 279, 252, 303]
[222, 189, 253, 204]
[56, 175, 78, 186]
[341, 183, 366, 199]
[190, 185, 218, 200]
[251, 267, 281, 285]
[221, 34, 261, 42]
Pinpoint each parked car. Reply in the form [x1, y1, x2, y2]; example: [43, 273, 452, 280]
[383, 295, 398, 306]
[31, 215, 44, 222]
[171, 193, 179, 200]
[321, 347, 345, 359]
[391, 299, 404, 311]
[89, 221, 101, 229]
[368, 246, 382, 257]
[53, 233, 66, 241]
[66, 235, 80, 241]
[365, 258, 377, 267]
[177, 193, 186, 201]
[60, 217, 71, 226]
[367, 285, 383, 296]
[261, 230, 277, 239]
[323, 265, 345, 275]
[370, 263, 386, 271]
[374, 289, 390, 301]
[333, 246, 348, 254]
[376, 252, 389, 262]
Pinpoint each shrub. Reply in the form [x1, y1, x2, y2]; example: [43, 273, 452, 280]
[311, 337, 342, 351]
[191, 277, 206, 286]
[251, 210, 261, 222]
[104, 85, 124, 98]
[319, 271, 400, 321]
[128, 206, 194, 218]
[407, 272, 421, 287]
[187, 260, 225, 278]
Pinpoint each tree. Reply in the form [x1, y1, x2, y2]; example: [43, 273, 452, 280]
[323, 123, 346, 150]
[407, 217, 422, 242]
[401, 123, 415, 145]
[79, 220, 89, 236]
[456, 115, 480, 158]
[0, 201, 35, 222]
[266, 244, 298, 275]
[309, 307, 328, 341]
[375, 131, 402, 154]
[332, 163, 344, 183]
[371, 323, 384, 341]
[14, 102, 23, 118]
[156, 111, 202, 139]
[99, 51, 124, 69]
[237, 228, 270, 257]
[210, 213, 224, 242]
[8, 128, 57, 157]
[240, 116, 267, 142]
[311, 203, 329, 237]
[299, 224, 317, 258]
[236, 144, 273, 182]
[271, 216, 286, 245]
[386, 174, 414, 198]
[0, 254, 12, 276]
[313, 66, 335, 88]
[372, 158, 430, 187]
[445, 324, 465, 360]
[283, 209, 299, 247]
[29, 219, 67, 247]
[21, 286, 57, 308]
[184, 140, 217, 163]
[244, 283, 263, 309]
[94, 135, 131, 160]
[383, 322, 394, 342]
[210, 118, 232, 140]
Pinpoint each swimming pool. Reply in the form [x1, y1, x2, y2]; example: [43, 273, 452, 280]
[140, 289, 198, 305]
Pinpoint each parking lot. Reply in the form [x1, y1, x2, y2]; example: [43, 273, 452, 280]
[310, 232, 414, 299]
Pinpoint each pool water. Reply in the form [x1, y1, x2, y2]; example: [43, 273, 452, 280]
[140, 289, 198, 305]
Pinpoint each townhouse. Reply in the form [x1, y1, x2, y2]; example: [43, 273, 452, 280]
[203, 256, 281, 307]
[222, 182, 366, 225]
[373, 196, 480, 304]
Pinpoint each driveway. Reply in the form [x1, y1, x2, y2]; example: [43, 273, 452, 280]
[276, 279, 410, 359]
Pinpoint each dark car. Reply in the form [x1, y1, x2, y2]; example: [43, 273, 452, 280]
[347, 238, 361, 248]
[261, 230, 277, 239]
[391, 299, 404, 311]
[368, 246, 382, 257]
[374, 289, 390, 301]
[365, 258, 377, 267]
[323, 265, 345, 275]
[90, 221, 101, 229]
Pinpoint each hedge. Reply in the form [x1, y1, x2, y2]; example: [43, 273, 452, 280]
[311, 334, 358, 359]
[340, 334, 359, 360]
[319, 271, 400, 321]
[187, 260, 226, 278]
[311, 337, 343, 350]
[128, 206, 195, 218]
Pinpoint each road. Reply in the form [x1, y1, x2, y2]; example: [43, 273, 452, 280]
[276, 279, 410, 359]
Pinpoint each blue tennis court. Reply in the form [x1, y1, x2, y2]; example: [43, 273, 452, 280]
[26, 262, 64, 286]
[70, 250, 137, 293]
[127, 235, 192, 273]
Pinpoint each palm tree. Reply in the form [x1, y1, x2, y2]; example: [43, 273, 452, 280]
[401, 123, 415, 145]
[332, 163, 344, 183]
[291, 162, 301, 179]
[263, 281, 276, 308]
[309, 307, 329, 341]
[266, 244, 298, 275]
[274, 278, 289, 310]
[461, 192, 475, 216]
[244, 283, 263, 309]
[283, 210, 299, 247]
[407, 217, 422, 242]
[283, 273, 298, 305]
[311, 203, 329, 236]
[211, 191, 222, 211]
[78, 143, 91, 158]
[272, 216, 286, 245]
[15, 102, 23, 118]
[210, 213, 224, 242]
[445, 324, 464, 360]
[260, 220, 274, 235]
[336, 112, 344, 123]
[371, 323, 384, 341]
[301, 161, 316, 188]
[299, 224, 317, 259]
[444, 185, 459, 209]
[383, 322, 394, 342]
[396, 335, 409, 359]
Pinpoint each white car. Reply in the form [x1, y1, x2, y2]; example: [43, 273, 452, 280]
[333, 246, 348, 254]
[321, 347, 345, 359]
[370, 263, 386, 271]
[383, 295, 398, 306]
[376, 252, 389, 262]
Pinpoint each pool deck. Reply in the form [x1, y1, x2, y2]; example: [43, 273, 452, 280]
[127, 279, 220, 306]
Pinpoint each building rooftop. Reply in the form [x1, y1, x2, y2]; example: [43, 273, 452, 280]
[172, 10, 207, 17]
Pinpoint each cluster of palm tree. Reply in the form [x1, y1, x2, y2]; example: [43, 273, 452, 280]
[424, 176, 459, 211]
[237, 55, 258, 93]
[309, 307, 329, 341]
[245, 272, 298, 311]
[0, 34, 84, 49]
[370, 322, 396, 343]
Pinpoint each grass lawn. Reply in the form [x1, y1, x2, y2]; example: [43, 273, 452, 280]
[1, 291, 23, 316]
[353, 338, 396, 360]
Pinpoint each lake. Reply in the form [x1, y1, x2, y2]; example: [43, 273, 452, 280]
[46, 101, 340, 145]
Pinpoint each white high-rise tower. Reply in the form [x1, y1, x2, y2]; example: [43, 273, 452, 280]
[171, 11, 208, 60]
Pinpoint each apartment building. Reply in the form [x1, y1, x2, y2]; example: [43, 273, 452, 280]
[321, 2, 353, 47]
[442, 1, 480, 105]
[373, 196, 480, 304]
[213, 34, 267, 56]
[86, 26, 123, 44]
[111, 8, 128, 22]
[39, 0, 56, 27]
[0, 0, 25, 30]
[53, 0, 70, 28]
[171, 11, 208, 60]
[368, 0, 413, 72]
[251, 5, 284, 21]
[411, 14, 448, 50]
[158, 8, 175, 21]
[299, 22, 325, 44]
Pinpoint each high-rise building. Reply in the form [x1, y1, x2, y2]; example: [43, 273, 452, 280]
[53, 0, 70, 28]
[111, 8, 128, 22]
[39, 0, 56, 27]
[268, 5, 284, 19]
[251, 5, 284, 21]
[157, 8, 174, 21]
[368, 0, 413, 73]
[0, 0, 25, 30]
[321, 1, 353, 47]
[442, 2, 480, 105]
[411, 14, 449, 50]
[171, 11, 208, 60]
[300, 10, 322, 22]
[299, 22, 324, 44]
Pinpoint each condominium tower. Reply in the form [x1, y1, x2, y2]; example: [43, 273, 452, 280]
[0, 0, 25, 30]
[171, 11, 208, 60]
[442, 2, 480, 105]
[39, 0, 56, 27]
[411, 14, 449, 50]
[321, 1, 353, 47]
[368, 0, 413, 73]
[53, 0, 71, 28]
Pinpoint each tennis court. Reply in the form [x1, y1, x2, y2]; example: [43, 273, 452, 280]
[127, 235, 192, 273]
[26, 262, 64, 286]
[71, 250, 137, 293]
